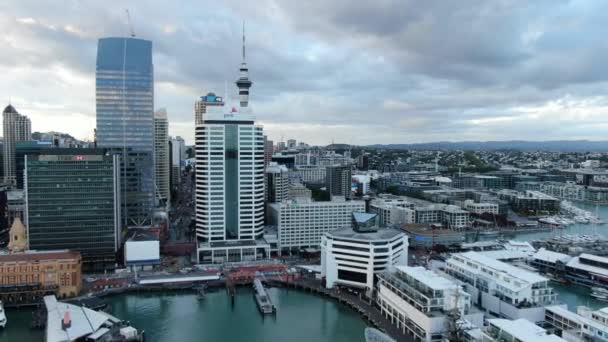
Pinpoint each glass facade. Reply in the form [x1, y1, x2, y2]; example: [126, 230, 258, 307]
[25, 150, 120, 271]
[96, 37, 155, 226]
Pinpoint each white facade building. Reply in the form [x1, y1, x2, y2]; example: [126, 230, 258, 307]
[463, 200, 499, 215]
[321, 227, 407, 291]
[268, 199, 365, 253]
[154, 109, 170, 206]
[265, 162, 289, 203]
[195, 106, 267, 262]
[446, 251, 557, 322]
[480, 318, 566, 342]
[376, 266, 484, 342]
[545, 305, 608, 342]
[415, 204, 470, 230]
[291, 166, 326, 184]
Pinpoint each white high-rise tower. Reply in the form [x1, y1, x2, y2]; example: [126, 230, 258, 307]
[195, 28, 267, 263]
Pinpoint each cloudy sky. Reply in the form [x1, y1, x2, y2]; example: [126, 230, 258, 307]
[1, 0, 607, 145]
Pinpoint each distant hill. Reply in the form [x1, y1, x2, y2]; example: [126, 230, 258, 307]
[368, 140, 608, 152]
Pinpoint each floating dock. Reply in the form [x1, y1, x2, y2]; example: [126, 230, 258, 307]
[253, 279, 276, 314]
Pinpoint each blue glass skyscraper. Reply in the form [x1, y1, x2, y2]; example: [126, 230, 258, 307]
[96, 37, 155, 227]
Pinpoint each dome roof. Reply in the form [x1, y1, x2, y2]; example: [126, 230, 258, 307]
[3, 104, 17, 114]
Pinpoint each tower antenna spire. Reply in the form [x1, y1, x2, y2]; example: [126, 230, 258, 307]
[242, 21, 246, 62]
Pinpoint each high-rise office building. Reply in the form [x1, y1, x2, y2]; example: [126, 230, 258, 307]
[24, 149, 121, 271]
[265, 162, 289, 203]
[195, 92, 224, 126]
[96, 37, 155, 227]
[263, 136, 273, 166]
[154, 109, 170, 206]
[326, 165, 352, 200]
[287, 139, 296, 149]
[3, 104, 31, 185]
[169, 136, 185, 189]
[15, 141, 53, 189]
[195, 30, 268, 263]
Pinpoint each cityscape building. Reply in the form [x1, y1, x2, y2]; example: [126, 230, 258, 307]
[96, 37, 155, 227]
[25, 149, 121, 271]
[445, 251, 558, 322]
[265, 162, 289, 203]
[321, 222, 407, 291]
[326, 165, 352, 200]
[376, 266, 484, 342]
[154, 109, 170, 206]
[3, 104, 32, 184]
[268, 198, 365, 254]
[195, 92, 224, 126]
[264, 135, 274, 166]
[195, 30, 267, 263]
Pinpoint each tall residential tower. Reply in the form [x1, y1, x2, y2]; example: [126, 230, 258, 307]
[3, 105, 31, 185]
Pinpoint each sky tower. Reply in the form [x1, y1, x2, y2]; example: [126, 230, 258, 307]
[235, 23, 252, 107]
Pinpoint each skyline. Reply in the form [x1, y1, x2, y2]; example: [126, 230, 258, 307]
[1, 1, 608, 145]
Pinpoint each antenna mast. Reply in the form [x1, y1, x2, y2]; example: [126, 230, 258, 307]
[125, 9, 135, 37]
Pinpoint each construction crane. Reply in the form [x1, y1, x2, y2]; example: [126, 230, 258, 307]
[125, 9, 135, 37]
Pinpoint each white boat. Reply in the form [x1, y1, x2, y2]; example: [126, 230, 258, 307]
[591, 287, 608, 301]
[0, 300, 6, 328]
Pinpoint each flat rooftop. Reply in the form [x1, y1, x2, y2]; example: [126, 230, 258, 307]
[454, 251, 547, 284]
[328, 227, 404, 241]
[395, 266, 460, 290]
[0, 249, 80, 263]
[487, 318, 565, 342]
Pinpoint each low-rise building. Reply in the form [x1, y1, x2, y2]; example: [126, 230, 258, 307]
[481, 318, 566, 342]
[545, 305, 608, 342]
[124, 230, 160, 271]
[268, 198, 365, 254]
[321, 221, 407, 291]
[445, 251, 558, 322]
[0, 249, 82, 304]
[498, 190, 560, 215]
[376, 266, 483, 342]
[463, 200, 499, 215]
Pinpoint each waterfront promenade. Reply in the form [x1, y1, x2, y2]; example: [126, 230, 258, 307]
[270, 278, 413, 342]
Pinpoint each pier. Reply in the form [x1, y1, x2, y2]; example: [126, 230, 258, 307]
[253, 279, 276, 314]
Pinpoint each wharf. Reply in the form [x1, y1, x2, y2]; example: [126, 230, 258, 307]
[253, 279, 276, 314]
[268, 278, 413, 342]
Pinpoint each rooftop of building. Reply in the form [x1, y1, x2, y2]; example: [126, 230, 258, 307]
[533, 248, 572, 264]
[327, 227, 404, 242]
[44, 295, 123, 342]
[127, 229, 159, 242]
[452, 251, 548, 285]
[487, 318, 565, 342]
[395, 266, 460, 291]
[3, 104, 17, 114]
[0, 249, 80, 263]
[566, 256, 608, 276]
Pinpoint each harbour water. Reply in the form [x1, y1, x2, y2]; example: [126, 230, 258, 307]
[0, 288, 368, 342]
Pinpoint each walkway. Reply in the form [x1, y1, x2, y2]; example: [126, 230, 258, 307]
[270, 278, 414, 342]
